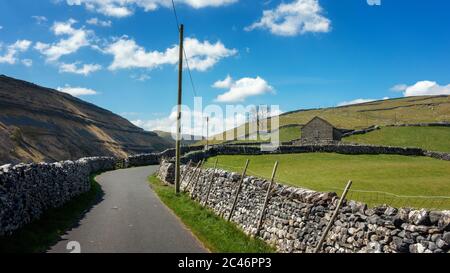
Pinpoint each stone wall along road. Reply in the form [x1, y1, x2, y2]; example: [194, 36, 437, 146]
[158, 162, 450, 253]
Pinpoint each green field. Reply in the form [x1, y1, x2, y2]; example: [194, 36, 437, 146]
[203, 154, 450, 209]
[343, 126, 450, 152]
[148, 176, 274, 253]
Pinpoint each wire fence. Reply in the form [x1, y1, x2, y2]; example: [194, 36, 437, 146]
[202, 162, 450, 210]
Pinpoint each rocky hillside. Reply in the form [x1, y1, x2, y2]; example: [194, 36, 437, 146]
[0, 75, 172, 165]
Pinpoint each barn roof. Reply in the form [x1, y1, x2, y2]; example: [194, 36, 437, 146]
[303, 116, 337, 129]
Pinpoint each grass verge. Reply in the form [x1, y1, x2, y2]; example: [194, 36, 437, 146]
[0, 174, 104, 253]
[148, 175, 274, 253]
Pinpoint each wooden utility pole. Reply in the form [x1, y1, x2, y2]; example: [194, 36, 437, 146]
[175, 24, 184, 195]
[206, 116, 209, 150]
[256, 105, 260, 137]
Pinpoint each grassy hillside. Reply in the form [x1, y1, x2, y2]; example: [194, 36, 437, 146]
[280, 95, 450, 128]
[204, 154, 450, 209]
[343, 126, 450, 152]
[200, 95, 450, 145]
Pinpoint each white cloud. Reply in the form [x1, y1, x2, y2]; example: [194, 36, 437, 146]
[338, 97, 389, 106]
[65, 0, 238, 17]
[32, 15, 48, 24]
[86, 17, 112, 27]
[0, 40, 32, 65]
[57, 85, 98, 96]
[212, 74, 233, 89]
[214, 75, 274, 103]
[393, 81, 450, 97]
[59, 62, 102, 75]
[131, 73, 151, 81]
[21, 59, 33, 67]
[35, 19, 92, 62]
[245, 0, 331, 36]
[105, 36, 236, 71]
[132, 113, 177, 134]
[390, 84, 408, 92]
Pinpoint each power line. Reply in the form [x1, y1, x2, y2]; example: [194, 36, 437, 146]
[170, 0, 181, 30]
[170, 0, 198, 97]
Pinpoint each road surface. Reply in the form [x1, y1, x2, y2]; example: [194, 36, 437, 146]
[49, 166, 207, 253]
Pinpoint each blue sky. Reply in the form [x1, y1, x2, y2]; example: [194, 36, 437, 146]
[1, 0, 449, 134]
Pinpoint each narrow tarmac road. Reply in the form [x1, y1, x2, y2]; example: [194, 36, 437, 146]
[49, 166, 207, 253]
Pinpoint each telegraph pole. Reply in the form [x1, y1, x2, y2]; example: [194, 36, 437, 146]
[256, 105, 260, 140]
[206, 116, 209, 150]
[175, 24, 184, 195]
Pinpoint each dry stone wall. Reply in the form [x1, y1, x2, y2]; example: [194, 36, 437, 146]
[126, 146, 204, 167]
[0, 157, 116, 235]
[159, 162, 450, 253]
[341, 125, 380, 137]
[0, 146, 204, 236]
[387, 122, 450, 128]
[182, 144, 450, 162]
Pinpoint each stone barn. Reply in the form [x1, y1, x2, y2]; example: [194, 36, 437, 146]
[300, 117, 342, 144]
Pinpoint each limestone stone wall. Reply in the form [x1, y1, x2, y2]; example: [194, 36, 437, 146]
[423, 151, 450, 161]
[0, 146, 205, 236]
[210, 144, 425, 156]
[180, 144, 450, 162]
[159, 162, 450, 253]
[126, 146, 204, 167]
[341, 125, 380, 137]
[157, 161, 175, 184]
[387, 122, 450, 128]
[0, 157, 116, 235]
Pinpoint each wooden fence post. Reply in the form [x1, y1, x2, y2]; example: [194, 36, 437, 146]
[255, 161, 279, 237]
[227, 159, 250, 222]
[314, 180, 353, 253]
[189, 159, 205, 195]
[203, 158, 218, 206]
[179, 160, 192, 186]
[183, 160, 201, 192]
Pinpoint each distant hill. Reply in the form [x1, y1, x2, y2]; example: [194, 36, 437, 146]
[199, 95, 450, 145]
[0, 75, 172, 165]
[153, 130, 203, 146]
